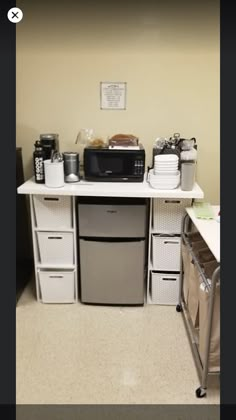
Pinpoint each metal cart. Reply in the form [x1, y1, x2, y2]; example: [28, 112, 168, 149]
[176, 206, 220, 398]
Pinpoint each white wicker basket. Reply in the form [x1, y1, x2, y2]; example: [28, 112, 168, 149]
[38, 270, 75, 303]
[33, 195, 72, 229]
[37, 232, 74, 265]
[151, 272, 180, 305]
[153, 198, 192, 234]
[152, 235, 181, 271]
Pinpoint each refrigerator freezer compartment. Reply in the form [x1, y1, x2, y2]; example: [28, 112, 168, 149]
[78, 201, 147, 238]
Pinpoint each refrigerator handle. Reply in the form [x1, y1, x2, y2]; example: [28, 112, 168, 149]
[79, 237, 145, 243]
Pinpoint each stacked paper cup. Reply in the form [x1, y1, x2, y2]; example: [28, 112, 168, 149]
[148, 155, 180, 189]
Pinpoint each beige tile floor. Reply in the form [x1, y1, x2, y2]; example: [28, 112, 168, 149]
[16, 281, 220, 404]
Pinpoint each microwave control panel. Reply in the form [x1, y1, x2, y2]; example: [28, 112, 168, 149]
[134, 160, 144, 175]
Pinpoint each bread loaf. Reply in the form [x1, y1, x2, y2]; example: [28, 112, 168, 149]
[109, 133, 139, 146]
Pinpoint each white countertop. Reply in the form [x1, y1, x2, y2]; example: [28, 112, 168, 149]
[17, 177, 204, 199]
[186, 205, 220, 262]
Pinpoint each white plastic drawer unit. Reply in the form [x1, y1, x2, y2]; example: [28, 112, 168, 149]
[38, 270, 75, 303]
[150, 272, 180, 305]
[33, 195, 72, 229]
[78, 202, 146, 238]
[153, 198, 192, 234]
[37, 232, 74, 265]
[152, 235, 181, 271]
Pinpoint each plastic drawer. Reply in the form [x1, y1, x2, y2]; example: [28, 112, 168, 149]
[33, 195, 72, 229]
[37, 231, 74, 265]
[150, 272, 180, 305]
[153, 198, 192, 234]
[152, 235, 181, 271]
[38, 270, 75, 303]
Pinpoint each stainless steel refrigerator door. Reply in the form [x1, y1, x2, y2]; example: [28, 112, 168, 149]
[79, 239, 145, 304]
[78, 204, 146, 238]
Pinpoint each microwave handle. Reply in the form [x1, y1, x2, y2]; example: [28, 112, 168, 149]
[146, 166, 152, 181]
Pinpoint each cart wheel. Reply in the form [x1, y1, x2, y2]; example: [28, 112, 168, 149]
[176, 304, 182, 312]
[196, 387, 207, 398]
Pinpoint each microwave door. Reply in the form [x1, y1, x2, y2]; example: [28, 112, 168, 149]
[95, 154, 125, 177]
[101, 155, 124, 177]
[86, 152, 131, 178]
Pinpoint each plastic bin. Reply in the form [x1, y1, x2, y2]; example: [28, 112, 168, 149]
[152, 235, 181, 271]
[33, 195, 72, 229]
[153, 198, 192, 234]
[37, 231, 74, 265]
[150, 272, 180, 305]
[38, 270, 75, 303]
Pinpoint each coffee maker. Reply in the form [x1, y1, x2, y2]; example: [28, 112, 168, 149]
[39, 133, 59, 159]
[63, 152, 80, 183]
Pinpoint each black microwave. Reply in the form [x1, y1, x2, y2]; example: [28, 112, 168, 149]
[84, 146, 145, 182]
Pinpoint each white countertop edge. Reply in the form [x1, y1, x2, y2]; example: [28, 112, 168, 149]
[17, 177, 204, 199]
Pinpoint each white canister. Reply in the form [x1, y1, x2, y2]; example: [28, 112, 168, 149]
[181, 162, 196, 191]
[44, 159, 64, 188]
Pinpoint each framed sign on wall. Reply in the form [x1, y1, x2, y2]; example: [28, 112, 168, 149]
[100, 82, 127, 110]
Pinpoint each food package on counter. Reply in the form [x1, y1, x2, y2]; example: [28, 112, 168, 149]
[89, 138, 106, 148]
[109, 134, 139, 147]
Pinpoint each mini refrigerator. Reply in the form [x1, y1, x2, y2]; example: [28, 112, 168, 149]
[77, 197, 148, 305]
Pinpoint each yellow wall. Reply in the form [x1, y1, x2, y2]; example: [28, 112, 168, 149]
[16, 1, 220, 203]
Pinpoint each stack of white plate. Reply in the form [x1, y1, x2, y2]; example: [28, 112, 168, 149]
[148, 168, 180, 189]
[154, 154, 179, 174]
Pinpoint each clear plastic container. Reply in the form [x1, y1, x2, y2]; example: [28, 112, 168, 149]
[181, 161, 196, 191]
[180, 147, 197, 191]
